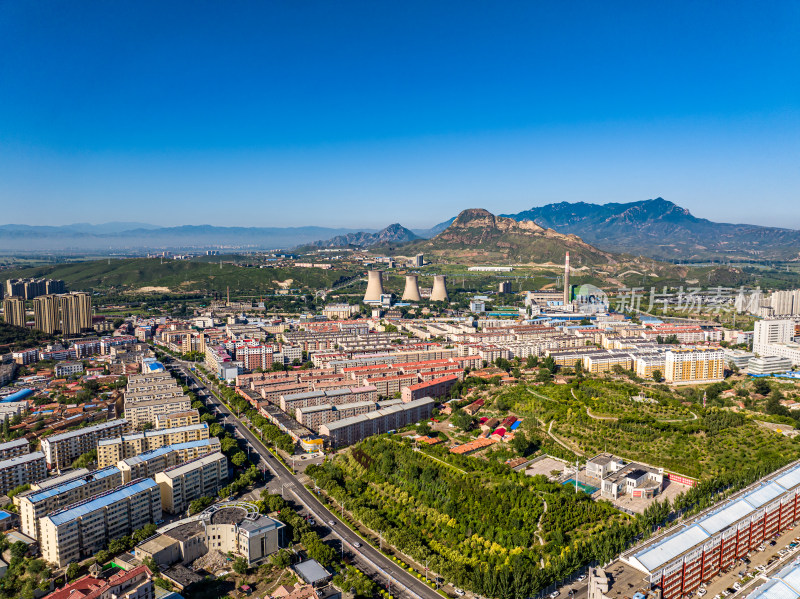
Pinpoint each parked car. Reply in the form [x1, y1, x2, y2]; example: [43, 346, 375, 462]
[721, 590, 730, 597]
[576, 575, 587, 582]
[698, 589, 707, 597]
[548, 592, 560, 599]
[455, 590, 466, 597]
[733, 583, 742, 591]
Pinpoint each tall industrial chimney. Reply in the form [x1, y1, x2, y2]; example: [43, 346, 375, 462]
[402, 275, 422, 301]
[363, 270, 385, 302]
[431, 275, 449, 302]
[563, 252, 570, 306]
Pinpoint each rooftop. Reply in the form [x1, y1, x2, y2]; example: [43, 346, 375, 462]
[45, 478, 158, 526]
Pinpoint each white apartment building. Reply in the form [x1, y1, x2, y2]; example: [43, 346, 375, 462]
[41, 419, 129, 470]
[754, 319, 795, 355]
[117, 438, 221, 483]
[0, 451, 47, 496]
[97, 423, 210, 468]
[0, 438, 30, 460]
[125, 397, 192, 430]
[18, 465, 123, 542]
[40, 478, 163, 567]
[155, 451, 228, 514]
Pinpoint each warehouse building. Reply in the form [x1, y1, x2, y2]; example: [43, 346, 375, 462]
[40, 478, 163, 567]
[621, 459, 800, 599]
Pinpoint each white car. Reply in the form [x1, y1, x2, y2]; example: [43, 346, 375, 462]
[698, 589, 707, 596]
[353, 542, 361, 548]
[455, 590, 466, 597]
[549, 592, 560, 599]
[328, 520, 335, 526]
[576, 575, 587, 582]
[733, 583, 742, 591]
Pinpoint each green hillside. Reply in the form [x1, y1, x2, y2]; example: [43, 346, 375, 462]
[0, 258, 358, 295]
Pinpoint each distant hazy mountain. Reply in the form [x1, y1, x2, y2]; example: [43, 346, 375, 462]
[400, 208, 614, 265]
[412, 217, 456, 239]
[308, 224, 420, 248]
[502, 198, 800, 261]
[0, 223, 372, 252]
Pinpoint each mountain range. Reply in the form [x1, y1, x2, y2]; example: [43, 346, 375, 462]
[501, 198, 800, 261]
[394, 208, 615, 265]
[306, 224, 420, 248]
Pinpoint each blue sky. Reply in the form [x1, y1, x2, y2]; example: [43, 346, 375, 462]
[1, 1, 798, 229]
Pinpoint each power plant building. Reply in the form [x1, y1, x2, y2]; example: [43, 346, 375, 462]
[363, 270, 385, 303]
[430, 275, 449, 302]
[402, 275, 422, 301]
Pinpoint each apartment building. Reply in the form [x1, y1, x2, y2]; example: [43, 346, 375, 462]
[0, 451, 47, 495]
[97, 423, 210, 468]
[320, 397, 435, 447]
[279, 386, 377, 413]
[18, 466, 123, 541]
[41, 419, 129, 470]
[58, 292, 93, 335]
[621, 459, 800, 599]
[2, 297, 26, 327]
[40, 478, 163, 567]
[155, 452, 228, 514]
[754, 319, 795, 355]
[364, 373, 419, 398]
[154, 410, 201, 429]
[401, 373, 458, 401]
[0, 438, 30, 460]
[664, 347, 725, 385]
[33, 294, 60, 334]
[125, 397, 192, 430]
[295, 400, 387, 432]
[117, 438, 221, 483]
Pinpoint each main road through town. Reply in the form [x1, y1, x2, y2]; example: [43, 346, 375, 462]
[165, 359, 441, 599]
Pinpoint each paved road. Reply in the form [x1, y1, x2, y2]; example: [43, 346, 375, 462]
[167, 360, 442, 599]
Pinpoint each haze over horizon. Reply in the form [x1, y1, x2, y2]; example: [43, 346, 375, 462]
[1, 1, 798, 230]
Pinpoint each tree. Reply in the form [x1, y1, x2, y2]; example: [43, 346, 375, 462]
[450, 409, 475, 431]
[71, 449, 97, 469]
[753, 378, 772, 396]
[652, 369, 662, 383]
[231, 452, 248, 467]
[66, 563, 81, 582]
[416, 422, 432, 436]
[270, 548, 292, 569]
[189, 496, 214, 515]
[525, 355, 539, 369]
[232, 556, 248, 575]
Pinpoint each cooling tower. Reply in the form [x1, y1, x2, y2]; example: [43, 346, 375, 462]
[402, 275, 422, 301]
[364, 270, 385, 302]
[431, 275, 449, 302]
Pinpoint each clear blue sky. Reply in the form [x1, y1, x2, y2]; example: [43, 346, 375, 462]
[1, 1, 798, 229]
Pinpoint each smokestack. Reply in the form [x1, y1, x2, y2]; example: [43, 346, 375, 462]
[564, 252, 570, 306]
[363, 270, 385, 302]
[431, 275, 449, 302]
[402, 275, 422, 301]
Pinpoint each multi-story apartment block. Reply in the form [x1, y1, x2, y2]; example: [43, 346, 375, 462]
[154, 410, 201, 430]
[2, 297, 26, 327]
[117, 438, 221, 483]
[40, 478, 163, 567]
[296, 400, 388, 432]
[41, 419, 129, 470]
[33, 294, 60, 334]
[58, 292, 93, 335]
[155, 451, 228, 514]
[401, 373, 458, 401]
[754, 319, 795, 355]
[320, 397, 435, 447]
[125, 397, 192, 430]
[97, 423, 210, 468]
[621, 459, 800, 599]
[18, 466, 123, 542]
[0, 451, 47, 495]
[0, 438, 30, 460]
[664, 347, 725, 385]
